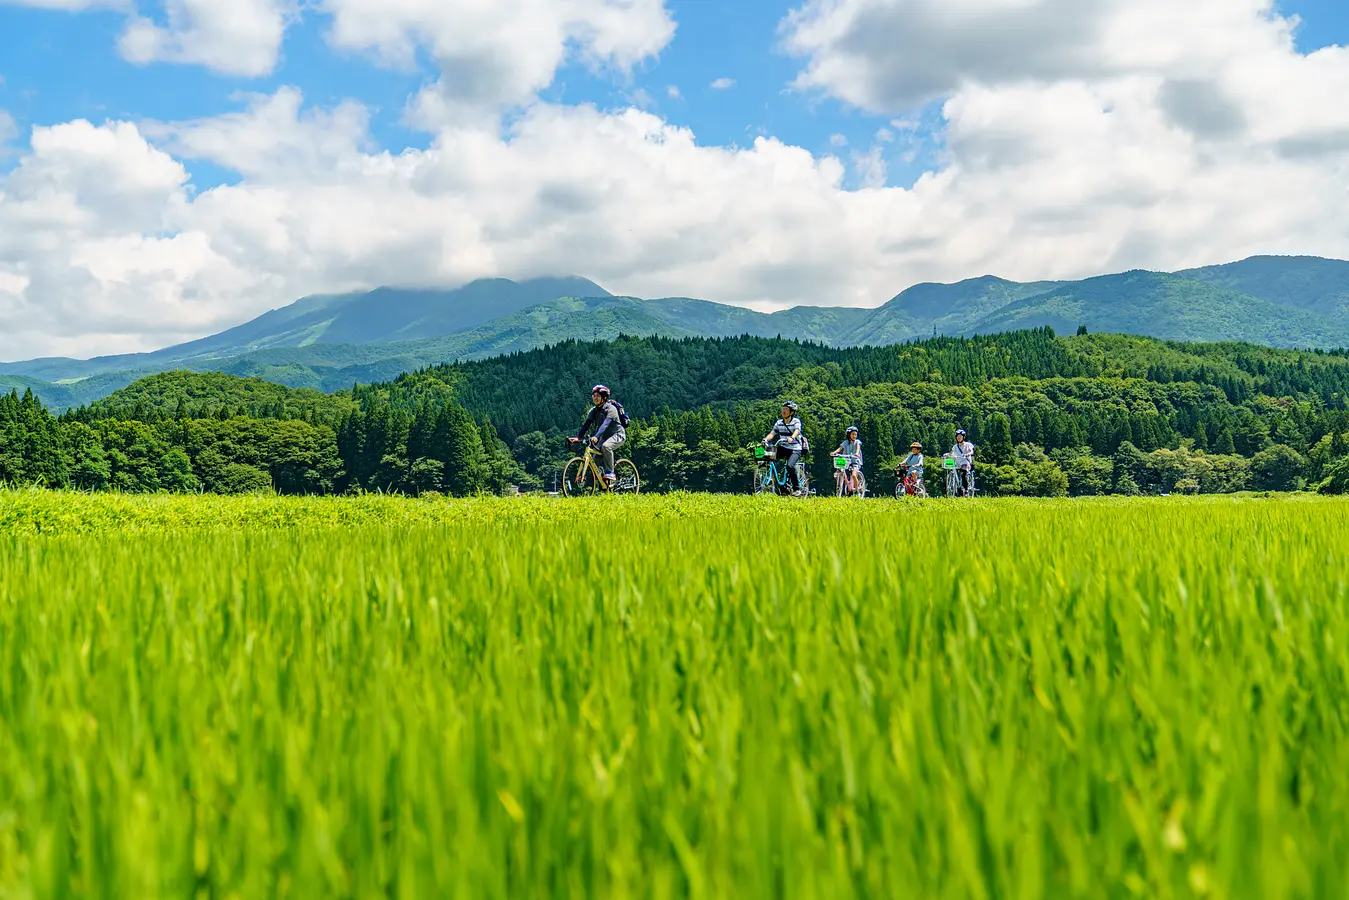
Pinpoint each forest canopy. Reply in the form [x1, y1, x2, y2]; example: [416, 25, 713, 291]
[4, 329, 1349, 497]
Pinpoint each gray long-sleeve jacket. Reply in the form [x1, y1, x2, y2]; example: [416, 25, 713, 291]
[577, 400, 625, 443]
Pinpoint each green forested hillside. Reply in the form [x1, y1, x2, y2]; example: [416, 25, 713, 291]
[87, 371, 357, 421]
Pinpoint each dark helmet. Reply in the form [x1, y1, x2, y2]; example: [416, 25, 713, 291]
[591, 384, 611, 398]
[955, 428, 966, 437]
[846, 425, 859, 435]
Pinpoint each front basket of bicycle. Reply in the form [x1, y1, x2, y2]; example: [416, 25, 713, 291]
[942, 456, 958, 470]
[833, 456, 849, 470]
[755, 446, 774, 460]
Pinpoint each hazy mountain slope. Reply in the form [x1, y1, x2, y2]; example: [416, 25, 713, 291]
[319, 276, 612, 344]
[969, 271, 1349, 348]
[1, 370, 156, 412]
[0, 277, 611, 382]
[179, 298, 690, 394]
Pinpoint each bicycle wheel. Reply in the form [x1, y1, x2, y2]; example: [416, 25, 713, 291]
[561, 457, 595, 497]
[853, 472, 867, 498]
[895, 480, 904, 500]
[835, 471, 845, 497]
[916, 479, 928, 499]
[613, 459, 640, 494]
[947, 469, 958, 499]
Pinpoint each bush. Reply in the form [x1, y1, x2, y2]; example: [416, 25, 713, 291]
[215, 463, 273, 495]
[1054, 450, 1114, 496]
[1251, 444, 1308, 492]
[1319, 457, 1349, 495]
[993, 445, 1069, 498]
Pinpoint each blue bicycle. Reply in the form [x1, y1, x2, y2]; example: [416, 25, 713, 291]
[752, 443, 809, 496]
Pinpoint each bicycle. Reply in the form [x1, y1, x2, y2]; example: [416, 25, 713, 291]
[894, 465, 928, 499]
[752, 444, 809, 496]
[831, 453, 866, 497]
[943, 454, 975, 498]
[561, 440, 640, 496]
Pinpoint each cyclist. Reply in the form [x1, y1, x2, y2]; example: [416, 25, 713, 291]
[568, 384, 626, 484]
[762, 401, 805, 495]
[951, 428, 976, 497]
[898, 441, 925, 493]
[831, 425, 863, 494]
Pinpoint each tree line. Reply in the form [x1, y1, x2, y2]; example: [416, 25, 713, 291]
[5, 329, 1349, 497]
[1, 388, 522, 497]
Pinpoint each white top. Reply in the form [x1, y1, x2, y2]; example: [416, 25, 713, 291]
[951, 440, 976, 469]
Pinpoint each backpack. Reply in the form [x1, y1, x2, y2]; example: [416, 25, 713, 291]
[612, 400, 631, 428]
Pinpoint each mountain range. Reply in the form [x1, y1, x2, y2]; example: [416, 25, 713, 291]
[6, 255, 1349, 412]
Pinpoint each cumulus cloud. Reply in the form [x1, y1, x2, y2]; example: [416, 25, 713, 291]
[710, 77, 735, 90]
[6, 0, 291, 75]
[0, 118, 265, 356]
[117, 0, 294, 77]
[2, 0, 121, 8]
[324, 0, 676, 117]
[781, 0, 1296, 112]
[8, 0, 673, 84]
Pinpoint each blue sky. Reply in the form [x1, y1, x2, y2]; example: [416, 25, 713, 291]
[7, 0, 1340, 189]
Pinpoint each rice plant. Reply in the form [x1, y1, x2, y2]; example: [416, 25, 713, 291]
[1, 490, 1347, 897]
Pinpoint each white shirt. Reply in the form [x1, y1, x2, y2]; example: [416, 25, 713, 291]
[952, 440, 975, 469]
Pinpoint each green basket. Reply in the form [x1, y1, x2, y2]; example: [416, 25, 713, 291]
[943, 456, 958, 469]
[754, 446, 767, 459]
[833, 456, 849, 469]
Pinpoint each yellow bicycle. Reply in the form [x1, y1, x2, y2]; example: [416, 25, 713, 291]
[561, 440, 641, 496]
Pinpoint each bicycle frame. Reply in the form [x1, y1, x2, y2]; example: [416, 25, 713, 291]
[573, 444, 613, 492]
[760, 458, 794, 492]
[833, 456, 864, 497]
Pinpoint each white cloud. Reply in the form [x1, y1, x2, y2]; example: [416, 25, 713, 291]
[851, 145, 886, 188]
[667, 85, 682, 99]
[5, 0, 1349, 360]
[8, 0, 673, 85]
[710, 77, 735, 90]
[325, 0, 676, 117]
[2, 0, 123, 8]
[829, 133, 848, 147]
[0, 110, 17, 145]
[7, 0, 291, 75]
[782, 0, 1297, 113]
[117, 0, 294, 77]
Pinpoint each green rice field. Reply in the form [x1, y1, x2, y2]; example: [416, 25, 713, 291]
[2, 489, 1348, 898]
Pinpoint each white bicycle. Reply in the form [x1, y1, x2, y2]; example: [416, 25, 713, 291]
[943, 454, 975, 498]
